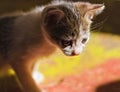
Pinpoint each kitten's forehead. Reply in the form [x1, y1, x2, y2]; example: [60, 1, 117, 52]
[58, 4, 81, 35]
[51, 0, 80, 19]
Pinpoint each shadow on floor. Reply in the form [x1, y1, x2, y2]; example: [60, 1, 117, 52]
[96, 80, 120, 92]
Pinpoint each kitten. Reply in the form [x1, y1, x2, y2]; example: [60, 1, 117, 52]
[0, 0, 105, 92]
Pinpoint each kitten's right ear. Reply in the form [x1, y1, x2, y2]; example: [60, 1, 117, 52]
[74, 2, 105, 20]
[42, 7, 65, 26]
[84, 4, 105, 20]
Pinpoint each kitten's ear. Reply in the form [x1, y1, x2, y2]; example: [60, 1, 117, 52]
[43, 7, 64, 25]
[74, 2, 105, 20]
[84, 4, 105, 20]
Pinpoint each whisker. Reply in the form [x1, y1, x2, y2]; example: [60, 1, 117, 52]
[91, 16, 108, 31]
[92, 17, 108, 27]
[91, 22, 103, 30]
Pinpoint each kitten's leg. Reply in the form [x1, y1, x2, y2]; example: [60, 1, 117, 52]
[0, 58, 9, 73]
[11, 62, 42, 92]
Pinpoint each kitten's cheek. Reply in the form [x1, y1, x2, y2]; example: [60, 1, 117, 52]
[62, 46, 73, 56]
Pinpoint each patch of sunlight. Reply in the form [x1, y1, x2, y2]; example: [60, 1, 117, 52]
[36, 33, 120, 82]
[104, 48, 120, 58]
[76, 33, 105, 69]
[39, 54, 81, 79]
[8, 69, 15, 75]
[0, 65, 15, 77]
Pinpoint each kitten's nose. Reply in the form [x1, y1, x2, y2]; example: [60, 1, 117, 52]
[71, 51, 78, 56]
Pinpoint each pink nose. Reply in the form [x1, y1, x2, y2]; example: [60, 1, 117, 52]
[71, 51, 80, 56]
[71, 51, 76, 56]
[71, 51, 78, 56]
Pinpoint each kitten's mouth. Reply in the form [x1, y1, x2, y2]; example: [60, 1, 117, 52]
[63, 51, 80, 56]
[62, 46, 83, 56]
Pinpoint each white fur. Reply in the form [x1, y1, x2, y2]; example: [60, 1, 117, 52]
[63, 46, 73, 56]
[33, 6, 45, 13]
[32, 71, 44, 84]
[32, 61, 44, 84]
[51, 0, 69, 5]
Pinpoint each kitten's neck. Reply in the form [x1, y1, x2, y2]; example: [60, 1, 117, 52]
[13, 11, 57, 58]
[40, 26, 57, 57]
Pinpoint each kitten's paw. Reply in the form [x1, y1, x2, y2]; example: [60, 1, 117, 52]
[32, 71, 44, 84]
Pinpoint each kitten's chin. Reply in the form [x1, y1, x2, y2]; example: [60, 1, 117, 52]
[63, 51, 81, 56]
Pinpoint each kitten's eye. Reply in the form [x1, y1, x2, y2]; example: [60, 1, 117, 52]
[82, 38, 87, 44]
[61, 40, 72, 47]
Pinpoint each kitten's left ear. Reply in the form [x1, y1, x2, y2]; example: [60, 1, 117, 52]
[42, 7, 65, 26]
[85, 4, 105, 20]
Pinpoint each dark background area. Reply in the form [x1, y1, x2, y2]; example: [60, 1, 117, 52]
[0, 0, 120, 35]
[96, 81, 120, 92]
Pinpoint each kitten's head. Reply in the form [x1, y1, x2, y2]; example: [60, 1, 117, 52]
[41, 1, 105, 56]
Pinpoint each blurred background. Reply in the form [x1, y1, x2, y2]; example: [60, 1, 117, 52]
[0, 0, 120, 92]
